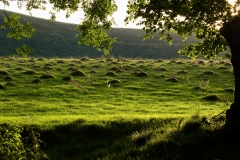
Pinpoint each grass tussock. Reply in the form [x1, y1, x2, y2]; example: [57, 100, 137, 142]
[4, 76, 13, 81]
[43, 66, 53, 70]
[40, 74, 55, 79]
[177, 70, 187, 74]
[106, 71, 117, 76]
[107, 79, 121, 85]
[0, 70, 8, 76]
[32, 79, 41, 83]
[0, 83, 5, 89]
[202, 94, 221, 101]
[57, 60, 65, 63]
[110, 67, 122, 72]
[23, 70, 36, 75]
[166, 76, 180, 82]
[15, 67, 24, 71]
[67, 67, 77, 71]
[71, 70, 86, 76]
[62, 76, 73, 81]
[198, 60, 205, 65]
[89, 70, 97, 74]
[80, 57, 89, 61]
[154, 67, 167, 71]
[202, 71, 215, 75]
[68, 63, 76, 67]
[223, 88, 234, 93]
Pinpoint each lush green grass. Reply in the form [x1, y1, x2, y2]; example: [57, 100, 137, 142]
[0, 57, 237, 159]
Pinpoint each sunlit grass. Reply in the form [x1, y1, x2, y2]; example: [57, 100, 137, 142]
[0, 57, 237, 159]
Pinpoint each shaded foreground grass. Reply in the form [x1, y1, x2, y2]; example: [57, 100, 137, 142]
[8, 116, 239, 160]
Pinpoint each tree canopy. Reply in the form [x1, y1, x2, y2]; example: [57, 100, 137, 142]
[0, 0, 240, 58]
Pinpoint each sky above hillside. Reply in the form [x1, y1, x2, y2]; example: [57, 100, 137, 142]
[0, 0, 138, 28]
[0, 0, 238, 28]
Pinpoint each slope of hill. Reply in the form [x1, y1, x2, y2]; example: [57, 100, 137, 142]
[0, 10, 197, 58]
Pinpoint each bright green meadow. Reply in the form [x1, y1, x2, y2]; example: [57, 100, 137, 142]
[0, 57, 238, 160]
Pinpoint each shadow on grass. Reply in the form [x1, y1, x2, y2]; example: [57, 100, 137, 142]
[37, 116, 240, 160]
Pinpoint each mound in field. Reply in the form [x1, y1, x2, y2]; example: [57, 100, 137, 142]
[40, 74, 55, 79]
[202, 95, 221, 101]
[23, 70, 36, 75]
[156, 59, 164, 62]
[4, 76, 13, 81]
[62, 76, 73, 81]
[111, 61, 118, 65]
[170, 59, 177, 63]
[68, 67, 78, 71]
[154, 67, 167, 71]
[223, 88, 234, 93]
[0, 83, 5, 89]
[32, 65, 40, 69]
[37, 58, 44, 61]
[18, 60, 26, 63]
[110, 67, 122, 73]
[218, 66, 228, 70]
[177, 70, 188, 74]
[28, 59, 35, 63]
[32, 79, 41, 83]
[92, 65, 99, 68]
[224, 62, 232, 66]
[80, 57, 89, 61]
[107, 79, 121, 85]
[106, 71, 117, 76]
[57, 60, 65, 64]
[198, 60, 205, 65]
[201, 71, 215, 75]
[134, 71, 148, 77]
[89, 70, 97, 74]
[0, 71, 8, 76]
[68, 63, 76, 67]
[166, 76, 179, 82]
[15, 67, 24, 71]
[44, 63, 53, 67]
[176, 61, 185, 64]
[43, 66, 53, 70]
[105, 58, 113, 62]
[71, 70, 86, 76]
[56, 68, 63, 71]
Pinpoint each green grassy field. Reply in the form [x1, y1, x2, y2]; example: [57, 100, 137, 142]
[0, 57, 238, 159]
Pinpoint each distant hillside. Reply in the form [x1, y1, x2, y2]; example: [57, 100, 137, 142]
[0, 10, 197, 59]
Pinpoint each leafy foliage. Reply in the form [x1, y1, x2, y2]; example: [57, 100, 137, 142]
[125, 0, 236, 59]
[76, 0, 117, 54]
[1, 12, 35, 56]
[0, 123, 48, 159]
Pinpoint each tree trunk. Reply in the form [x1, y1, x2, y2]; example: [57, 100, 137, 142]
[220, 16, 240, 122]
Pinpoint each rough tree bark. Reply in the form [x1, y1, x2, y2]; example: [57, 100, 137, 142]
[220, 16, 240, 122]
